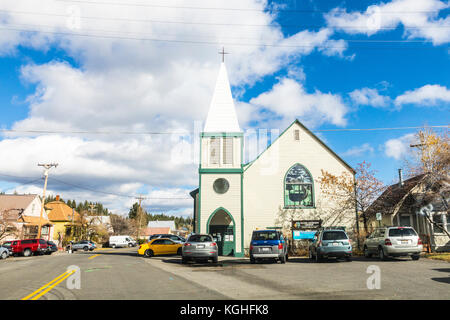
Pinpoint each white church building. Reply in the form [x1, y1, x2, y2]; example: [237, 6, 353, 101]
[190, 62, 356, 257]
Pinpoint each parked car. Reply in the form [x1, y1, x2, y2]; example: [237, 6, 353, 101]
[0, 246, 9, 259]
[46, 241, 58, 254]
[138, 238, 183, 257]
[69, 240, 96, 251]
[148, 234, 186, 243]
[309, 229, 352, 262]
[181, 234, 218, 264]
[109, 235, 137, 248]
[249, 229, 288, 264]
[1, 239, 48, 257]
[363, 226, 423, 260]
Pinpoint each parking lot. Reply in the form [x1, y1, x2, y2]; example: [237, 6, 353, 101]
[0, 247, 448, 300]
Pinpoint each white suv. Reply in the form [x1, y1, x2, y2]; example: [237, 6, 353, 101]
[363, 227, 423, 260]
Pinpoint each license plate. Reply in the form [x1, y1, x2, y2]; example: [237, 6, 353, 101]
[262, 247, 270, 252]
[332, 242, 339, 246]
[401, 240, 408, 244]
[197, 245, 205, 248]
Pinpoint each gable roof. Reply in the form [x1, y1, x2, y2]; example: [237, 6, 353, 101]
[203, 62, 241, 133]
[46, 201, 81, 222]
[0, 194, 38, 215]
[147, 220, 176, 230]
[365, 174, 426, 218]
[244, 119, 355, 174]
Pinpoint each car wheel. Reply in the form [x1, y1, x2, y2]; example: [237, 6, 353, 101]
[23, 249, 31, 257]
[128, 243, 133, 248]
[181, 256, 188, 264]
[364, 246, 372, 258]
[144, 249, 153, 258]
[177, 248, 182, 256]
[250, 256, 255, 264]
[83, 246, 89, 251]
[212, 256, 218, 264]
[378, 247, 387, 261]
[112, 244, 116, 249]
[1, 252, 7, 259]
[345, 255, 352, 262]
[411, 254, 420, 261]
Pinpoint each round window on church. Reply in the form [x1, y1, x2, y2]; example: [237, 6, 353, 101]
[213, 178, 229, 194]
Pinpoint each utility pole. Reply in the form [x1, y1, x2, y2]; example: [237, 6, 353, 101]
[37, 163, 58, 239]
[353, 180, 360, 250]
[135, 195, 146, 241]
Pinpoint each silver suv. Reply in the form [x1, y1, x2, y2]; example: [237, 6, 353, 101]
[363, 227, 423, 260]
[181, 234, 218, 264]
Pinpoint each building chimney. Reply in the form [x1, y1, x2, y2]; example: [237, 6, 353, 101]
[55, 195, 60, 201]
[398, 169, 404, 187]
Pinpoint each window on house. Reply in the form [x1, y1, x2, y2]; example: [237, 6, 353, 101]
[284, 163, 314, 208]
[446, 214, 450, 232]
[432, 214, 444, 233]
[210, 137, 220, 164]
[294, 130, 300, 141]
[223, 137, 233, 164]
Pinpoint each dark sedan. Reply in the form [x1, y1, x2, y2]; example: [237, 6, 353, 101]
[46, 241, 58, 254]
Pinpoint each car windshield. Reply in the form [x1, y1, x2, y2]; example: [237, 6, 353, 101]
[188, 235, 212, 242]
[322, 231, 348, 240]
[252, 231, 279, 241]
[2, 242, 11, 247]
[389, 228, 417, 237]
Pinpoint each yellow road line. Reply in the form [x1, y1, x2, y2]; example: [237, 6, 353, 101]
[31, 271, 75, 300]
[88, 254, 101, 260]
[21, 270, 74, 300]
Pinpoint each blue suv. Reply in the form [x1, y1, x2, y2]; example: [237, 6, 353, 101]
[249, 230, 288, 264]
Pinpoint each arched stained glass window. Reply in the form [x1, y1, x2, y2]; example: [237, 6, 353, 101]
[284, 163, 314, 208]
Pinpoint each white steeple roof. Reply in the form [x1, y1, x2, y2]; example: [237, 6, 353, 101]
[203, 63, 241, 133]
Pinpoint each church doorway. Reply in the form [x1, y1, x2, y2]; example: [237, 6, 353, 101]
[207, 208, 235, 256]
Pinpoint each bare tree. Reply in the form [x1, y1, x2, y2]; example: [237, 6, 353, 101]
[0, 209, 20, 242]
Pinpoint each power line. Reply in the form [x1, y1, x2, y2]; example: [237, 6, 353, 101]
[1, 125, 448, 136]
[2, 9, 448, 29]
[1, 22, 439, 44]
[54, 0, 443, 14]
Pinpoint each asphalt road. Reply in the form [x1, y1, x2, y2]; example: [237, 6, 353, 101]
[0, 248, 448, 300]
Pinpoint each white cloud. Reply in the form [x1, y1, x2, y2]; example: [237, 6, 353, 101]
[325, 0, 450, 45]
[350, 87, 391, 108]
[342, 143, 375, 157]
[394, 84, 450, 107]
[0, 0, 354, 215]
[249, 78, 349, 128]
[384, 133, 415, 160]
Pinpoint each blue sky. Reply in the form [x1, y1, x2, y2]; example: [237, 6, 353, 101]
[0, 0, 449, 215]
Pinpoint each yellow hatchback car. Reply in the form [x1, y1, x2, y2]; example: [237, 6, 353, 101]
[138, 238, 183, 257]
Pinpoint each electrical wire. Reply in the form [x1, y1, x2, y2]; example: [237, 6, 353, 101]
[1, 125, 448, 135]
[53, 0, 444, 14]
[1, 9, 448, 30]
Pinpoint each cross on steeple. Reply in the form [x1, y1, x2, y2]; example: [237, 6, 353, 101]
[218, 47, 229, 63]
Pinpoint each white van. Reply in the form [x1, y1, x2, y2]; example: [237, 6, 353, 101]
[109, 235, 137, 248]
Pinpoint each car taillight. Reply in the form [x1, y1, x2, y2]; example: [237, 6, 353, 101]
[278, 243, 283, 250]
[184, 243, 191, 246]
[211, 242, 217, 246]
[250, 245, 253, 251]
[418, 238, 422, 245]
[139, 245, 142, 250]
[385, 239, 392, 246]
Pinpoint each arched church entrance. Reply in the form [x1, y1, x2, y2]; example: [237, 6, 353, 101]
[207, 208, 235, 256]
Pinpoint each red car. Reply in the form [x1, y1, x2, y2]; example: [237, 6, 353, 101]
[3, 239, 48, 257]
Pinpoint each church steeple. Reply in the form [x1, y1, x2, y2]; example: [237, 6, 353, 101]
[203, 62, 241, 133]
